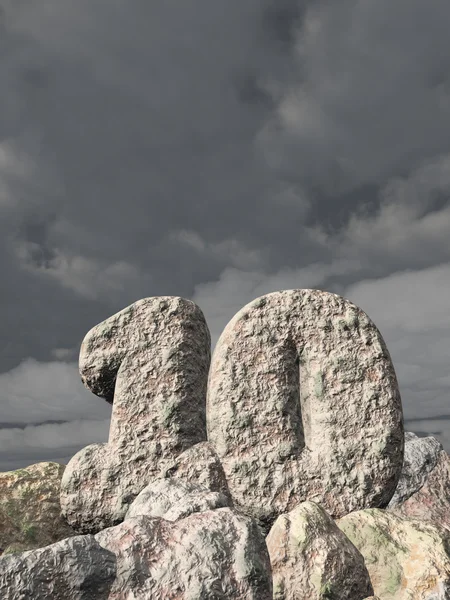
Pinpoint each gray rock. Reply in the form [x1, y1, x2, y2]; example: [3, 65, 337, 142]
[266, 501, 375, 600]
[95, 508, 273, 599]
[387, 438, 450, 533]
[163, 490, 229, 522]
[388, 431, 443, 507]
[60, 296, 211, 534]
[161, 440, 234, 506]
[207, 289, 404, 535]
[125, 477, 231, 521]
[0, 535, 116, 600]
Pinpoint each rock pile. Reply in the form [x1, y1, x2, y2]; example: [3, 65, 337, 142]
[0, 289, 448, 599]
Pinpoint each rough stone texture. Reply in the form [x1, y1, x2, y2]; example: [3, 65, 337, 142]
[266, 500, 374, 600]
[125, 477, 231, 521]
[0, 535, 116, 600]
[207, 289, 404, 535]
[95, 508, 273, 599]
[0, 462, 78, 556]
[387, 445, 450, 533]
[336, 508, 450, 600]
[60, 296, 211, 534]
[160, 440, 234, 506]
[388, 431, 444, 507]
[5, 292, 449, 598]
[162, 490, 229, 523]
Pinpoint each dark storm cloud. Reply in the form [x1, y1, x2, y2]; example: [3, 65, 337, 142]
[0, 0, 450, 469]
[0, 0, 325, 371]
[1, 1, 301, 271]
[262, 0, 311, 48]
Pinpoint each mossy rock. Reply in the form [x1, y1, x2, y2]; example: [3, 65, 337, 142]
[0, 462, 78, 556]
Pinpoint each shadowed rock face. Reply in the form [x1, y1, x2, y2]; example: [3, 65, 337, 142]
[0, 291, 448, 599]
[0, 462, 78, 556]
[207, 289, 404, 533]
[386, 432, 450, 534]
[0, 535, 116, 600]
[387, 431, 443, 507]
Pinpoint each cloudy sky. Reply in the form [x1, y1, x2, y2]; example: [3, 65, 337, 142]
[0, 0, 449, 472]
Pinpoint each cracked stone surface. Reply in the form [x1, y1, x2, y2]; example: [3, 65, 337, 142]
[60, 296, 211, 534]
[207, 289, 404, 535]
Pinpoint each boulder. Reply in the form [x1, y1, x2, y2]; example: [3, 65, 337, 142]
[266, 500, 374, 599]
[95, 508, 273, 599]
[0, 462, 77, 556]
[387, 433, 450, 533]
[207, 289, 404, 535]
[125, 477, 231, 521]
[336, 508, 450, 600]
[0, 535, 116, 600]
[387, 431, 443, 506]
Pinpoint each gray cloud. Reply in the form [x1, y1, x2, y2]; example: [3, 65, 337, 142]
[258, 0, 450, 196]
[0, 0, 449, 470]
[0, 358, 111, 424]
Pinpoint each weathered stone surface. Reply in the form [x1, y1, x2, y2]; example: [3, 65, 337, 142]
[0, 462, 77, 556]
[266, 501, 374, 600]
[336, 508, 450, 600]
[163, 490, 229, 523]
[95, 508, 273, 599]
[125, 477, 231, 521]
[387, 445, 450, 533]
[161, 440, 234, 506]
[207, 289, 404, 535]
[60, 296, 211, 534]
[388, 431, 444, 507]
[0, 535, 116, 600]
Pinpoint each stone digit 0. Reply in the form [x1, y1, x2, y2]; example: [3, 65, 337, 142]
[206, 289, 404, 535]
[60, 296, 211, 534]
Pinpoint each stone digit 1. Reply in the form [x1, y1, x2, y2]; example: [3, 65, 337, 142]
[206, 289, 404, 536]
[60, 297, 211, 534]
